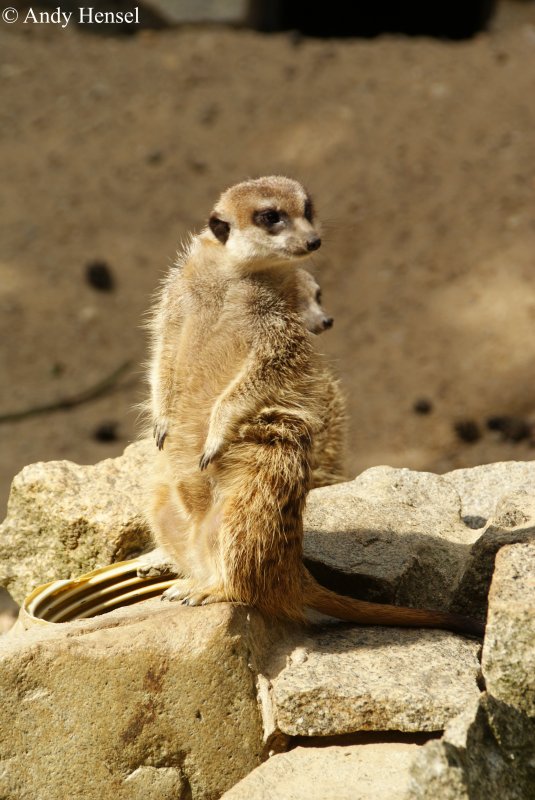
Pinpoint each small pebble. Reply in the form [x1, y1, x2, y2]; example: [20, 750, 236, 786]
[454, 420, 481, 444]
[85, 261, 115, 292]
[50, 362, 65, 378]
[93, 422, 119, 443]
[486, 415, 531, 443]
[146, 149, 164, 165]
[413, 398, 433, 415]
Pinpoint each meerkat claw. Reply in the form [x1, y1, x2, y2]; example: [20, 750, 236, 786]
[199, 447, 218, 470]
[199, 453, 213, 470]
[199, 435, 224, 470]
[153, 420, 169, 450]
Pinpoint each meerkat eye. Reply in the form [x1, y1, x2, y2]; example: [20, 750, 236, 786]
[262, 210, 281, 226]
[304, 197, 314, 222]
[315, 289, 322, 304]
[253, 208, 285, 232]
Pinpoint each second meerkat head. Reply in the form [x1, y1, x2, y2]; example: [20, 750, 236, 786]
[297, 270, 334, 335]
[208, 176, 321, 266]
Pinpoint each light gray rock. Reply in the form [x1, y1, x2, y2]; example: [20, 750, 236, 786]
[0, 586, 18, 634]
[406, 740, 468, 800]
[266, 625, 481, 737]
[123, 765, 186, 798]
[406, 694, 535, 800]
[482, 540, 535, 715]
[221, 742, 420, 800]
[304, 467, 477, 610]
[0, 600, 264, 800]
[407, 540, 535, 799]
[406, 699, 473, 800]
[0, 440, 153, 603]
[450, 492, 535, 618]
[4, 453, 519, 620]
[445, 461, 535, 529]
[3, 445, 533, 798]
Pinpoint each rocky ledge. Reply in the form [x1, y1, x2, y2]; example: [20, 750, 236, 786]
[0, 442, 533, 799]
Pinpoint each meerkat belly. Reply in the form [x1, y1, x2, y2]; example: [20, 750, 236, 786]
[167, 319, 250, 462]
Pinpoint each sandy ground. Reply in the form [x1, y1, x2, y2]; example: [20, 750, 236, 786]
[2, 2, 535, 546]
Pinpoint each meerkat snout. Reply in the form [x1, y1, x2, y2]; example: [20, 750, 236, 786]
[306, 236, 322, 252]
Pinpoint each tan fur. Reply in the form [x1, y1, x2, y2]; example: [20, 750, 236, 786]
[145, 176, 483, 637]
[149, 260, 345, 485]
[310, 368, 347, 487]
[294, 267, 347, 486]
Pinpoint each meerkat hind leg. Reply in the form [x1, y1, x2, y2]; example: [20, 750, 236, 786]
[161, 500, 231, 606]
[162, 578, 229, 606]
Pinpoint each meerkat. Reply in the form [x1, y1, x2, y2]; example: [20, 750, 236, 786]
[145, 176, 483, 636]
[296, 268, 333, 335]
[149, 253, 346, 487]
[294, 267, 348, 485]
[150, 265, 333, 449]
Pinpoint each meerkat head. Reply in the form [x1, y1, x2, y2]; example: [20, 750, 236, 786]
[207, 176, 321, 267]
[297, 270, 334, 335]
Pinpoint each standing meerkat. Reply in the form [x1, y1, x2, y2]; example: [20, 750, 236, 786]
[145, 176, 483, 635]
[293, 268, 348, 486]
[150, 253, 346, 488]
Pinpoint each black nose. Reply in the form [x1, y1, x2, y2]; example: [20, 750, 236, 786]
[323, 317, 334, 330]
[306, 237, 322, 252]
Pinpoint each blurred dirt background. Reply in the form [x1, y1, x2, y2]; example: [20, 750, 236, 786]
[1, 0, 535, 533]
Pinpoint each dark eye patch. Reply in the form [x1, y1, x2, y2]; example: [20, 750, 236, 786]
[209, 215, 230, 244]
[263, 210, 281, 225]
[304, 196, 314, 222]
[253, 208, 284, 229]
[315, 289, 322, 304]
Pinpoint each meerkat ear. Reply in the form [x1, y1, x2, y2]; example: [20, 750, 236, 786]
[209, 215, 230, 244]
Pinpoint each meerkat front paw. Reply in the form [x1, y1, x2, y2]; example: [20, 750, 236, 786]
[199, 436, 224, 470]
[153, 418, 169, 450]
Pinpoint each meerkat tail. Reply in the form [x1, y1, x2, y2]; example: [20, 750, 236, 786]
[303, 571, 484, 637]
